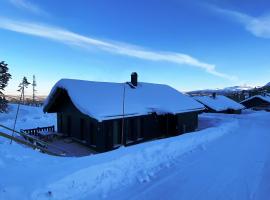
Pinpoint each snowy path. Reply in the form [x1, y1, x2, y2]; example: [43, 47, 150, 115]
[109, 113, 270, 200]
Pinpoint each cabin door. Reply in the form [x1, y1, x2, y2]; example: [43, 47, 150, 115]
[113, 121, 121, 146]
[167, 114, 177, 136]
[158, 115, 167, 137]
[57, 113, 63, 133]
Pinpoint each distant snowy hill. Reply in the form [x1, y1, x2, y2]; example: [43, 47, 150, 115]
[222, 85, 253, 92]
[265, 82, 270, 87]
[188, 85, 253, 96]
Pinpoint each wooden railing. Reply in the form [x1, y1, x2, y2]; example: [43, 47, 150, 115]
[21, 125, 55, 136]
[0, 124, 66, 156]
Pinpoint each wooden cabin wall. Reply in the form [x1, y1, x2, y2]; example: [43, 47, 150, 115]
[176, 112, 198, 134]
[57, 110, 200, 152]
[98, 112, 199, 152]
[54, 93, 101, 151]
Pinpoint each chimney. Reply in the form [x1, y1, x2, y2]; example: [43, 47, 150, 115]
[131, 72, 138, 86]
[212, 92, 216, 99]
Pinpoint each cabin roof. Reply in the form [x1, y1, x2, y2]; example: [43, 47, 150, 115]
[44, 79, 205, 121]
[240, 95, 270, 104]
[194, 95, 245, 112]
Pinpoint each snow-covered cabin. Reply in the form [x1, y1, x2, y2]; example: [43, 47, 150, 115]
[240, 94, 270, 111]
[194, 93, 245, 114]
[43, 73, 204, 152]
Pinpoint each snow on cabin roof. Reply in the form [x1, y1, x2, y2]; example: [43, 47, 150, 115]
[240, 95, 270, 104]
[44, 79, 205, 121]
[194, 95, 245, 112]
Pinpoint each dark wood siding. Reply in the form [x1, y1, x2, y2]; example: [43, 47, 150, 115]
[176, 112, 198, 134]
[57, 113, 63, 133]
[88, 121, 97, 146]
[67, 115, 71, 137]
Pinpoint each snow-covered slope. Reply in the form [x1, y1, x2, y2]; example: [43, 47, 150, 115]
[188, 85, 253, 95]
[0, 105, 270, 200]
[0, 104, 56, 133]
[222, 85, 253, 92]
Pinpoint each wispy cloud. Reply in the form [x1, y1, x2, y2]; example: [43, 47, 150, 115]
[9, 0, 47, 16]
[0, 17, 237, 81]
[210, 5, 270, 38]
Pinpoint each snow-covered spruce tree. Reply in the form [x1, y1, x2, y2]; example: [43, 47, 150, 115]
[0, 61, 12, 112]
[18, 76, 31, 104]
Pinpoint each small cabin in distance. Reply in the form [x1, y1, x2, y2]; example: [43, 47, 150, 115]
[43, 73, 205, 152]
[240, 94, 270, 111]
[194, 93, 245, 114]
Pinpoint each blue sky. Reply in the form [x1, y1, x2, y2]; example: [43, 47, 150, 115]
[0, 0, 270, 95]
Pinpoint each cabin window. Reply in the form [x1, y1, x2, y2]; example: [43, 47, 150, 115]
[136, 118, 142, 139]
[113, 121, 120, 146]
[80, 118, 85, 141]
[58, 113, 63, 133]
[89, 122, 96, 146]
[127, 119, 136, 142]
[67, 116, 71, 137]
[182, 124, 186, 133]
[60, 114, 63, 132]
[140, 118, 144, 138]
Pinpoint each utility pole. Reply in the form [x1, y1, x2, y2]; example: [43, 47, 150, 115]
[32, 75, 37, 104]
[121, 82, 126, 146]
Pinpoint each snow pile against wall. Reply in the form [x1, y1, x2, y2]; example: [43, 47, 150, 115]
[31, 116, 238, 200]
[194, 95, 244, 112]
[44, 79, 205, 121]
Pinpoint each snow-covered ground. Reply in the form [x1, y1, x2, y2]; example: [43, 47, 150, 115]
[0, 104, 56, 134]
[0, 104, 270, 200]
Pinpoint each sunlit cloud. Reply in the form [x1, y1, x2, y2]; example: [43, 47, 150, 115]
[0, 17, 237, 81]
[210, 5, 270, 38]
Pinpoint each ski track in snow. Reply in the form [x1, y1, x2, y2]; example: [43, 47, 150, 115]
[0, 105, 270, 200]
